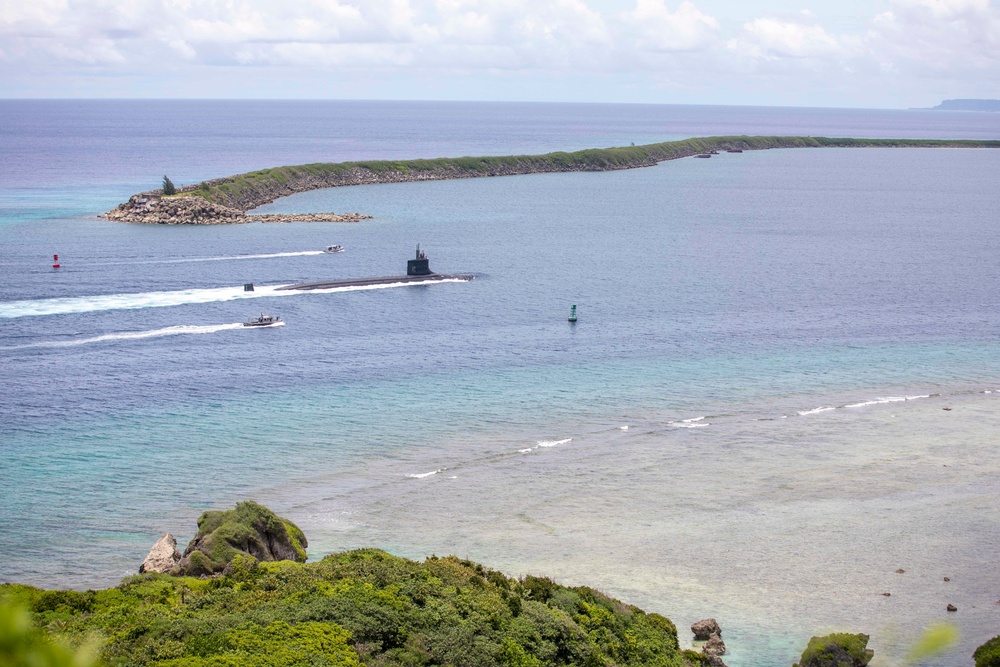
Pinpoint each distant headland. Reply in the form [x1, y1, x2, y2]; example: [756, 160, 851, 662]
[930, 99, 1000, 112]
[103, 135, 1000, 225]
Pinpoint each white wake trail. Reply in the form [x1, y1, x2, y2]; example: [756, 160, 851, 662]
[1, 323, 246, 350]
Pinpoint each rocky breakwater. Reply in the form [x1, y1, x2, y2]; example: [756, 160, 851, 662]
[101, 192, 371, 225]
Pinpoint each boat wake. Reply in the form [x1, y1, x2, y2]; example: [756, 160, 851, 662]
[0, 323, 246, 350]
[87, 250, 327, 266]
[0, 278, 468, 319]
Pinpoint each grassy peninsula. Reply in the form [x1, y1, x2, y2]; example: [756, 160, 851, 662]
[181, 136, 1000, 211]
[104, 135, 1000, 224]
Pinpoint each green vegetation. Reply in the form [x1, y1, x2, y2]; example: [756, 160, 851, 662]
[975, 635, 1000, 667]
[793, 633, 874, 667]
[178, 501, 308, 576]
[162, 176, 176, 196]
[1, 549, 693, 667]
[0, 599, 98, 667]
[173, 135, 1000, 211]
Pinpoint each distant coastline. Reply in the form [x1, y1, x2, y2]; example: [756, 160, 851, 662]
[930, 99, 1000, 112]
[104, 135, 1000, 224]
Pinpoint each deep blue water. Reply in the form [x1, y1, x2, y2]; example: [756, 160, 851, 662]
[1, 100, 999, 667]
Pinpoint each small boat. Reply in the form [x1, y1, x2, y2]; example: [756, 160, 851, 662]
[243, 313, 281, 327]
[694, 153, 712, 158]
[324, 245, 345, 253]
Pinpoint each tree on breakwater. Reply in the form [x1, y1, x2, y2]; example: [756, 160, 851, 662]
[161, 176, 176, 196]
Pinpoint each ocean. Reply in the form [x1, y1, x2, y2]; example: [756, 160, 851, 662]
[1, 100, 999, 666]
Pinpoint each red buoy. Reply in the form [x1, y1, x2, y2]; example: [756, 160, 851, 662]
[52, 253, 60, 269]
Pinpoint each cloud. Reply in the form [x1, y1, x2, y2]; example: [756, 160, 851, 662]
[727, 17, 854, 60]
[624, 0, 719, 52]
[869, 0, 1000, 73]
[0, 0, 996, 104]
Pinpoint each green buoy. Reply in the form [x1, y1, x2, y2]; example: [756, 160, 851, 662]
[568, 305, 577, 322]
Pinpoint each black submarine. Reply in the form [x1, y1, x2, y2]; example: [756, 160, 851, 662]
[276, 245, 474, 292]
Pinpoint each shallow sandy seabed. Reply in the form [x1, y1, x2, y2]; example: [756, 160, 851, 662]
[270, 388, 1000, 667]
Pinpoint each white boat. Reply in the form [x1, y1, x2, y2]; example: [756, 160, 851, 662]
[243, 313, 281, 327]
[324, 245, 344, 253]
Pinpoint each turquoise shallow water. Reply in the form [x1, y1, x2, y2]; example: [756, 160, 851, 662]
[1, 101, 999, 666]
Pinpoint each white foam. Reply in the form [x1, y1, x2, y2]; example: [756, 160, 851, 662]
[161, 250, 327, 263]
[0, 323, 246, 350]
[618, 425, 629, 430]
[406, 469, 444, 479]
[681, 416, 705, 423]
[797, 406, 836, 416]
[845, 395, 931, 409]
[536, 438, 572, 447]
[518, 448, 534, 453]
[90, 250, 327, 266]
[671, 421, 709, 428]
[0, 278, 468, 319]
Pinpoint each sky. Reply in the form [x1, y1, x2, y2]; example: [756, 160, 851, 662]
[0, 0, 997, 107]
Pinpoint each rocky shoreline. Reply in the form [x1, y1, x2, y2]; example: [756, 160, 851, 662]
[101, 191, 371, 225]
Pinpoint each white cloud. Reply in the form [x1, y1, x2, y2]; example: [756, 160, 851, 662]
[625, 0, 719, 52]
[0, 0, 996, 104]
[868, 0, 1000, 73]
[727, 17, 853, 60]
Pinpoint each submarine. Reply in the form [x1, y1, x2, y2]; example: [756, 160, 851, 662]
[276, 245, 474, 292]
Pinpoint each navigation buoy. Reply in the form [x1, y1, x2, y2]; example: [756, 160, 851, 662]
[568, 305, 577, 323]
[52, 254, 60, 269]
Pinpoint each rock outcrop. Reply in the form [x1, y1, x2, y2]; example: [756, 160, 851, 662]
[793, 633, 874, 667]
[175, 501, 308, 576]
[692, 618, 722, 640]
[704, 634, 727, 656]
[139, 533, 181, 573]
[691, 618, 727, 667]
[102, 193, 371, 225]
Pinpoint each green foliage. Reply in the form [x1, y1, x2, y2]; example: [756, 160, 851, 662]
[182, 501, 308, 575]
[975, 635, 1000, 667]
[794, 633, 874, 667]
[7, 550, 686, 667]
[161, 176, 176, 195]
[0, 598, 98, 667]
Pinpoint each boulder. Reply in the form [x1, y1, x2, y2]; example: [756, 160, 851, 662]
[139, 533, 181, 573]
[692, 618, 722, 640]
[704, 633, 727, 656]
[175, 501, 308, 576]
[794, 633, 874, 667]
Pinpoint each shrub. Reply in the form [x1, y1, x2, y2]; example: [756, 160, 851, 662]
[975, 636, 1000, 667]
[794, 633, 874, 667]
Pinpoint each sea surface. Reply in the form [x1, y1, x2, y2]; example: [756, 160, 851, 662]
[2, 100, 1000, 666]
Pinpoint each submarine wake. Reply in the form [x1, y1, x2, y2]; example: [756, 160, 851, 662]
[0, 278, 469, 319]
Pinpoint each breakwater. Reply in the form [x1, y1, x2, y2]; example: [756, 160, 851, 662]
[102, 193, 372, 225]
[104, 135, 1000, 223]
